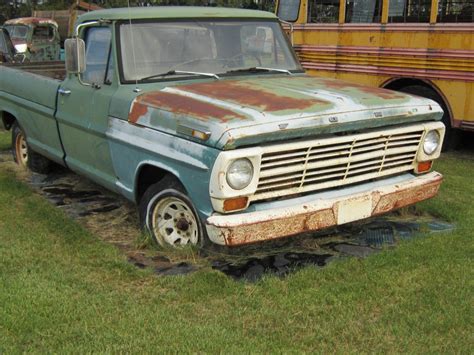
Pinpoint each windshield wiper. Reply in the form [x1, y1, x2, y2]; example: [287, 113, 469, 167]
[223, 67, 293, 75]
[139, 70, 220, 82]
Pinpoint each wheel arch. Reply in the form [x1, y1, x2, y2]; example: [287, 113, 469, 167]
[1, 110, 18, 131]
[381, 77, 454, 126]
[134, 162, 186, 204]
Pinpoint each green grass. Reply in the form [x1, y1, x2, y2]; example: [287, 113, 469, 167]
[0, 128, 11, 150]
[0, 130, 472, 352]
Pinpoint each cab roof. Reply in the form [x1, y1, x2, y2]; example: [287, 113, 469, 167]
[5, 17, 58, 27]
[78, 6, 276, 23]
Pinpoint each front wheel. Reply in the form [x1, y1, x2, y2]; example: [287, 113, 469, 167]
[139, 176, 207, 248]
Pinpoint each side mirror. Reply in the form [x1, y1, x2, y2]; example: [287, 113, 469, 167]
[65, 38, 86, 74]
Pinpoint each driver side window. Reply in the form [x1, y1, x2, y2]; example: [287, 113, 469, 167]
[83, 27, 112, 85]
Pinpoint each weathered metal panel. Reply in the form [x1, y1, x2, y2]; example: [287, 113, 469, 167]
[106, 117, 219, 218]
[0, 64, 64, 163]
[124, 75, 443, 150]
[206, 171, 443, 246]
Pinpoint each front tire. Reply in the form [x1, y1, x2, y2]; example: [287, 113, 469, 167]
[139, 176, 207, 248]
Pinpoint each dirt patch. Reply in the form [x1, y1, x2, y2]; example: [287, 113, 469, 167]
[0, 149, 454, 281]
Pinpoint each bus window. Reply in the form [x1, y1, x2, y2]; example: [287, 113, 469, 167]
[309, 0, 340, 22]
[345, 0, 383, 22]
[438, 0, 474, 22]
[277, 0, 301, 22]
[388, 0, 432, 22]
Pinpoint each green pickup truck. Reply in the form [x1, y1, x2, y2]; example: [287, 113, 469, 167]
[0, 7, 445, 248]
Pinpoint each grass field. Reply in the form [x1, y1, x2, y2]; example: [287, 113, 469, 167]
[0, 129, 472, 352]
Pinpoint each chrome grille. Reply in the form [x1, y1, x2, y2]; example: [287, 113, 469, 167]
[253, 127, 424, 201]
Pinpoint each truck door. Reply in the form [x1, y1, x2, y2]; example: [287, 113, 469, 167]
[56, 26, 118, 191]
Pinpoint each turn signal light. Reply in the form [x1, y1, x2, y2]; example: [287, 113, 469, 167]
[417, 161, 433, 173]
[223, 197, 248, 212]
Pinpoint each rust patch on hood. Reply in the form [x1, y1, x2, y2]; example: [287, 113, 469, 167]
[178, 80, 329, 112]
[320, 79, 406, 100]
[129, 91, 245, 123]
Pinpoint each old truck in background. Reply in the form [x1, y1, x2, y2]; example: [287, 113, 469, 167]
[32, 0, 103, 47]
[0, 7, 445, 248]
[4, 17, 61, 62]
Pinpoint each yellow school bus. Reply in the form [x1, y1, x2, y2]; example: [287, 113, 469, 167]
[277, 0, 473, 147]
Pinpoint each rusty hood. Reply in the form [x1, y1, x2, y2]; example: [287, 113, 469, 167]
[127, 75, 443, 149]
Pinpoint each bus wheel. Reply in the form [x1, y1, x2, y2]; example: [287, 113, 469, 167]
[11, 122, 51, 174]
[398, 85, 458, 151]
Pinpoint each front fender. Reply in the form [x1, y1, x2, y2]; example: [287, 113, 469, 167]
[106, 117, 220, 218]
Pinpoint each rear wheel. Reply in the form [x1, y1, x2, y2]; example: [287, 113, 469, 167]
[11, 122, 51, 173]
[139, 175, 208, 248]
[12, 123, 28, 167]
[398, 85, 458, 150]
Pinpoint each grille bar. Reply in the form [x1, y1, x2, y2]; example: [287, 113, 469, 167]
[252, 126, 424, 202]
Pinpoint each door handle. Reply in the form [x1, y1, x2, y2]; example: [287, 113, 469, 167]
[58, 88, 71, 96]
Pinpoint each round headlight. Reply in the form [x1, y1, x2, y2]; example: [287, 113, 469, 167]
[226, 158, 254, 190]
[423, 130, 440, 155]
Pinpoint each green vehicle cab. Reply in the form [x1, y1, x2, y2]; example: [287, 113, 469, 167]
[4, 17, 61, 62]
[0, 7, 445, 248]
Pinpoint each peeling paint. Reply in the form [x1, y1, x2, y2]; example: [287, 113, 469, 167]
[130, 91, 245, 123]
[179, 80, 331, 112]
[319, 78, 407, 100]
[206, 172, 443, 246]
[128, 100, 149, 124]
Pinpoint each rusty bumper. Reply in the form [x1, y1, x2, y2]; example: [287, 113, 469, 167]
[206, 171, 443, 246]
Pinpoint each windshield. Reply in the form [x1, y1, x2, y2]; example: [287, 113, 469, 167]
[119, 20, 302, 82]
[4, 25, 28, 40]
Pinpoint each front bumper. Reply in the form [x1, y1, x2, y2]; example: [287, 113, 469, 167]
[205, 171, 443, 246]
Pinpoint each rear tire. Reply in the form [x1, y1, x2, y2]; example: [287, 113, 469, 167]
[12, 122, 28, 168]
[11, 122, 51, 174]
[398, 85, 458, 151]
[139, 175, 209, 248]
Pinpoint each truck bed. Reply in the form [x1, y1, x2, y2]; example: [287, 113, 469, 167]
[0, 60, 62, 118]
[0, 59, 65, 166]
[3, 61, 66, 81]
